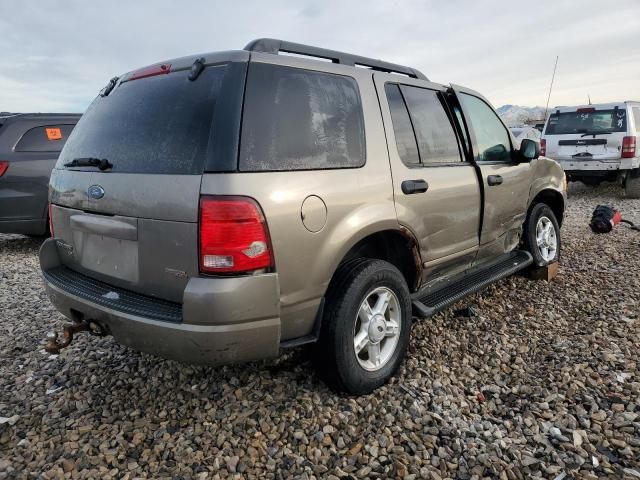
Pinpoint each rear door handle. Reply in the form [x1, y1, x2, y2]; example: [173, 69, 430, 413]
[487, 175, 503, 186]
[401, 179, 429, 195]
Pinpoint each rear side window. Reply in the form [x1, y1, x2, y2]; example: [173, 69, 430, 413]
[545, 109, 628, 135]
[58, 66, 227, 174]
[401, 86, 462, 164]
[633, 107, 640, 132]
[384, 84, 420, 165]
[459, 94, 511, 163]
[15, 124, 75, 152]
[240, 63, 365, 171]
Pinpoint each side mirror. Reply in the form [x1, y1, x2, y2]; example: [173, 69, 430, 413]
[519, 138, 540, 162]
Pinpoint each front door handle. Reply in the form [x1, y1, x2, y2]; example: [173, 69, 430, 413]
[487, 175, 503, 186]
[401, 179, 429, 195]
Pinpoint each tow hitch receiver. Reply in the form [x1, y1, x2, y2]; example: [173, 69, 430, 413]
[45, 321, 106, 354]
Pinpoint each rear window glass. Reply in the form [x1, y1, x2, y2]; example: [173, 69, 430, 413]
[545, 109, 627, 135]
[15, 124, 75, 152]
[400, 86, 462, 165]
[58, 66, 226, 174]
[240, 63, 365, 171]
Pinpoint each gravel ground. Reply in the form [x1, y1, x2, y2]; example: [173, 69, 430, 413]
[1, 183, 639, 479]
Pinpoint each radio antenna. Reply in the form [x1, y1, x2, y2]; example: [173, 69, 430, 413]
[543, 56, 559, 121]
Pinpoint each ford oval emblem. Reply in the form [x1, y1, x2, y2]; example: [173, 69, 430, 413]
[88, 185, 105, 199]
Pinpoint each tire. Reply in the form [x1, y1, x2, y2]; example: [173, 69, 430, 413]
[625, 168, 640, 199]
[524, 203, 561, 267]
[313, 259, 412, 395]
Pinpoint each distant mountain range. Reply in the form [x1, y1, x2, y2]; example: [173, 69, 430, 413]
[496, 105, 547, 127]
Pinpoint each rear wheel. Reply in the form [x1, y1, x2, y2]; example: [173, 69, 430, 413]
[625, 168, 640, 199]
[314, 259, 412, 395]
[524, 203, 561, 267]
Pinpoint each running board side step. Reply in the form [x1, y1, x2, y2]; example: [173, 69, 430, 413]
[411, 250, 533, 318]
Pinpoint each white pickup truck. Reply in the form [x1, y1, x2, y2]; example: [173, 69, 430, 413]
[541, 101, 640, 197]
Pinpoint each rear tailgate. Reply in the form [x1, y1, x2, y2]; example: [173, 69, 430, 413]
[554, 135, 623, 161]
[49, 53, 247, 303]
[50, 172, 201, 303]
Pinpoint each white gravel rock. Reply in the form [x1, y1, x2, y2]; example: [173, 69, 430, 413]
[0, 183, 638, 478]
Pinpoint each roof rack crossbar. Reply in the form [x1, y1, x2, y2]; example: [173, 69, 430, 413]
[244, 38, 428, 81]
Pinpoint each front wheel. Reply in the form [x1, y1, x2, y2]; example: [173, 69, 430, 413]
[314, 259, 412, 395]
[524, 203, 561, 267]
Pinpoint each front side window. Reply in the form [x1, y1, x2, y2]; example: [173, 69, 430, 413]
[459, 93, 512, 163]
[401, 86, 462, 164]
[15, 124, 75, 152]
[240, 63, 365, 171]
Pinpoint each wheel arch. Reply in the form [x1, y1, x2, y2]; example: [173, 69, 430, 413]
[326, 228, 422, 296]
[527, 188, 565, 226]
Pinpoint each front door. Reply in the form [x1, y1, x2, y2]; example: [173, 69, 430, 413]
[375, 74, 482, 283]
[452, 86, 532, 259]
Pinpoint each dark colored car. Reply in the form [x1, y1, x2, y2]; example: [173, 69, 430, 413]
[0, 113, 81, 235]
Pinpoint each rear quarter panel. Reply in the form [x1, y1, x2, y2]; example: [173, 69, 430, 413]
[200, 54, 398, 340]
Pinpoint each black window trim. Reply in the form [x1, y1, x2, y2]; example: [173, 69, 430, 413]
[385, 81, 468, 168]
[238, 61, 367, 173]
[13, 124, 75, 153]
[444, 90, 474, 162]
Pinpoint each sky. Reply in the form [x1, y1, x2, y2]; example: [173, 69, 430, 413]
[1, 0, 639, 113]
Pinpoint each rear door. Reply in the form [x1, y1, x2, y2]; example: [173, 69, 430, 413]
[375, 75, 481, 281]
[451, 87, 531, 256]
[50, 54, 247, 303]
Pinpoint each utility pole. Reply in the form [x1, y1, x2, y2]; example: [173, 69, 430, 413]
[544, 56, 559, 121]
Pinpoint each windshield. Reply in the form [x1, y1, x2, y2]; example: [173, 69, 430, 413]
[57, 65, 227, 174]
[545, 109, 627, 135]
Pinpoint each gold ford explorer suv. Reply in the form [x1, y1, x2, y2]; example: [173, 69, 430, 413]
[40, 39, 565, 394]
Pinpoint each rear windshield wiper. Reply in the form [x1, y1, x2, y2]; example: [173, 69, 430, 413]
[580, 130, 611, 137]
[64, 157, 113, 171]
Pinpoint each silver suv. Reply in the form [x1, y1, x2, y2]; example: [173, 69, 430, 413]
[40, 39, 566, 394]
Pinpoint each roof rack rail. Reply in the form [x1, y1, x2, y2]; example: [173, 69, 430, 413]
[244, 38, 428, 81]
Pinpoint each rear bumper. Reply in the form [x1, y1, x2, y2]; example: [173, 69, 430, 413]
[558, 157, 640, 172]
[39, 238, 281, 365]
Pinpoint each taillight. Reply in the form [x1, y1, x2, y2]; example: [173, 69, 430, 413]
[622, 136, 636, 158]
[48, 203, 54, 237]
[129, 63, 171, 81]
[199, 197, 273, 274]
[0, 161, 8, 177]
[576, 107, 595, 113]
[540, 139, 546, 156]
